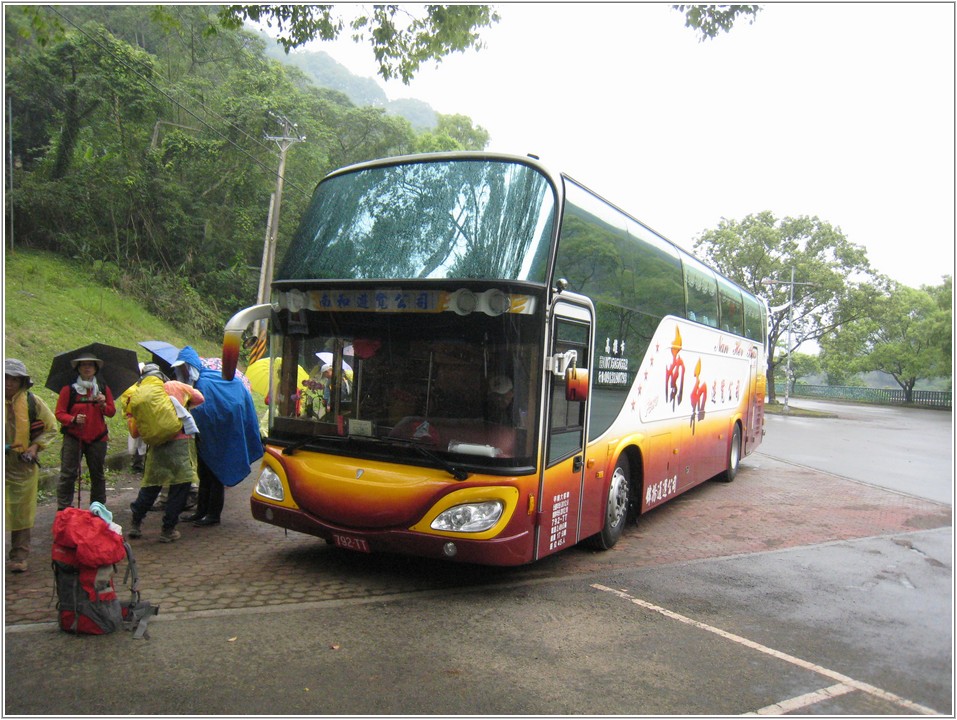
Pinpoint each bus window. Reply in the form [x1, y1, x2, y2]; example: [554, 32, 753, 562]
[556, 180, 684, 438]
[547, 319, 589, 466]
[683, 256, 719, 327]
[278, 159, 556, 284]
[743, 293, 767, 344]
[716, 275, 745, 335]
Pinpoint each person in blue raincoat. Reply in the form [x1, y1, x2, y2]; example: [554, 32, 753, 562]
[171, 346, 263, 527]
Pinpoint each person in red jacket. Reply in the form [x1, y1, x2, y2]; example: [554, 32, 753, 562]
[54, 354, 116, 511]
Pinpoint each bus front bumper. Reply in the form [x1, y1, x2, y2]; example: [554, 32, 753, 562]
[250, 497, 535, 566]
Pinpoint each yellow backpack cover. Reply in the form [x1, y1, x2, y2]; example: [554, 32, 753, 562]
[127, 376, 182, 447]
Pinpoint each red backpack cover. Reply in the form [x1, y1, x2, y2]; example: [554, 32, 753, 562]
[51, 508, 128, 634]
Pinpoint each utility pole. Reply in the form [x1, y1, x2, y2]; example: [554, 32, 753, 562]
[7, 96, 14, 253]
[762, 267, 815, 414]
[255, 113, 305, 336]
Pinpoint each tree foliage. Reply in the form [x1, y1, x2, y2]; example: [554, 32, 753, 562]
[216, 4, 500, 83]
[674, 4, 762, 41]
[818, 278, 953, 400]
[415, 113, 490, 152]
[5, 5, 490, 339]
[694, 211, 876, 401]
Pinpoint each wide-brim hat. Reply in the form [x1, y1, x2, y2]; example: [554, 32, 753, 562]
[4, 358, 34, 387]
[70, 354, 104, 370]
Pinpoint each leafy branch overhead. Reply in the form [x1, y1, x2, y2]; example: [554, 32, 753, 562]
[217, 4, 500, 83]
[673, 4, 762, 41]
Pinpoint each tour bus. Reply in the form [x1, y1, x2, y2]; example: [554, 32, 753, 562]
[221, 152, 768, 566]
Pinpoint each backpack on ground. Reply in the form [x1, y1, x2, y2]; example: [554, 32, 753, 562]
[127, 375, 181, 447]
[51, 508, 159, 638]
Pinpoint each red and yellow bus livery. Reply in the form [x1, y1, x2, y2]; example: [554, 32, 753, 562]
[221, 152, 768, 565]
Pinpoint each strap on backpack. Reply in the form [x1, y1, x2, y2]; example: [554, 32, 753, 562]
[120, 541, 158, 640]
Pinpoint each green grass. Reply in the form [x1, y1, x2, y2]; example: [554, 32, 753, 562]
[4, 248, 230, 476]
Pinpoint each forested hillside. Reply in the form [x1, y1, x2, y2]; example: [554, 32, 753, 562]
[4, 5, 488, 344]
[262, 39, 440, 130]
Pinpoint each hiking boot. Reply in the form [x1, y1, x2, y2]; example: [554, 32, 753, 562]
[10, 560, 28, 573]
[158, 528, 181, 543]
[127, 520, 143, 539]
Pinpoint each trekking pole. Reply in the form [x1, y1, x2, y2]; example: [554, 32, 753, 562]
[75, 439, 84, 509]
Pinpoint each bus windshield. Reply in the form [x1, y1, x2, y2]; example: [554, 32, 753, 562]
[266, 288, 544, 471]
[277, 158, 557, 283]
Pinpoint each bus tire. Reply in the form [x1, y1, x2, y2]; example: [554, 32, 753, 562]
[719, 423, 742, 483]
[590, 455, 631, 550]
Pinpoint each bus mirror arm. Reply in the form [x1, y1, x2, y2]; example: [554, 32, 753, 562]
[221, 303, 273, 381]
[548, 349, 578, 377]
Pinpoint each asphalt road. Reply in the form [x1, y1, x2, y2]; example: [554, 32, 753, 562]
[759, 398, 952, 504]
[4, 400, 953, 716]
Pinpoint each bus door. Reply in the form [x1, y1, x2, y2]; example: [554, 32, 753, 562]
[535, 297, 593, 560]
[744, 344, 763, 453]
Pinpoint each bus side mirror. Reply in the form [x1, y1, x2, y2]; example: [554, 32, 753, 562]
[565, 366, 589, 402]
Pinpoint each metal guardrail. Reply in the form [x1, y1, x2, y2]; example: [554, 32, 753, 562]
[774, 384, 952, 409]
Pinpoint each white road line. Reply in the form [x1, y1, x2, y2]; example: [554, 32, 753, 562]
[592, 584, 940, 716]
[746, 682, 854, 715]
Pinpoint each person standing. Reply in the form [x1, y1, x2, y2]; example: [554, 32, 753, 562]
[173, 346, 263, 527]
[125, 364, 204, 543]
[54, 354, 116, 510]
[5, 359, 58, 572]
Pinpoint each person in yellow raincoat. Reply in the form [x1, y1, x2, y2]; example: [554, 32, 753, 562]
[5, 359, 58, 573]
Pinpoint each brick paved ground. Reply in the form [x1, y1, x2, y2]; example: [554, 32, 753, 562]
[5, 454, 950, 626]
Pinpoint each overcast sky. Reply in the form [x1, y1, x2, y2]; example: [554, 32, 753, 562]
[315, 2, 954, 290]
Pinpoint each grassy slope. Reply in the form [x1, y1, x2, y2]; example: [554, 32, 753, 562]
[3, 248, 227, 474]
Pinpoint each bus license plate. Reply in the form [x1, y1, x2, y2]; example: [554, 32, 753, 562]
[332, 533, 370, 553]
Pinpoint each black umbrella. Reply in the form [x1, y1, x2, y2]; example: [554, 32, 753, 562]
[45, 342, 142, 397]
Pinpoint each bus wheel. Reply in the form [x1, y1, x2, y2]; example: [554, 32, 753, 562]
[590, 456, 631, 550]
[719, 423, 742, 483]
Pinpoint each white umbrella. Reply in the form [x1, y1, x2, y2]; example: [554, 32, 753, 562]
[315, 352, 353, 373]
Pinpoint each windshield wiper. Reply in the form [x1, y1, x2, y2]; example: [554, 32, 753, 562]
[280, 433, 346, 456]
[406, 442, 470, 481]
[354, 435, 470, 481]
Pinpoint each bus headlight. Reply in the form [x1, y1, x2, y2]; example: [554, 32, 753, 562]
[430, 500, 504, 533]
[255, 466, 285, 501]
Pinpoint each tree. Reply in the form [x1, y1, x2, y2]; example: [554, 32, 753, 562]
[4, 5, 493, 339]
[673, 4, 761, 41]
[216, 5, 500, 83]
[414, 113, 489, 152]
[694, 211, 876, 403]
[819, 278, 953, 401]
[785, 352, 822, 393]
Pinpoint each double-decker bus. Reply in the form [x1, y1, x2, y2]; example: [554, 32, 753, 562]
[221, 152, 768, 566]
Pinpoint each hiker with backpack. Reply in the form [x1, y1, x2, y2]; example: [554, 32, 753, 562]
[125, 364, 204, 543]
[54, 354, 116, 511]
[5, 359, 58, 573]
